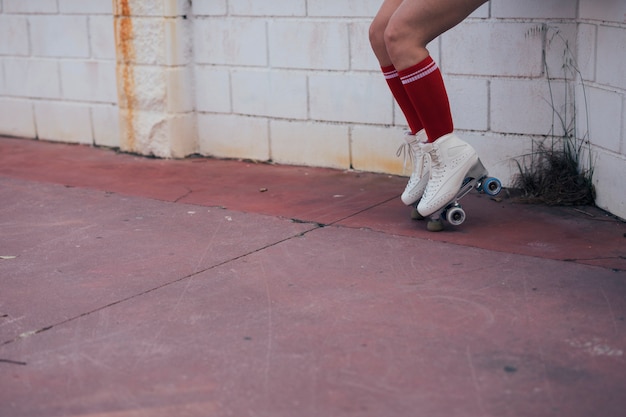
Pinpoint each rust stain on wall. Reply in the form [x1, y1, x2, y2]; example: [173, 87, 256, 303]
[113, 0, 136, 151]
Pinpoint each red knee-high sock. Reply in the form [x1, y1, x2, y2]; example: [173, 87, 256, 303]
[381, 65, 423, 135]
[398, 57, 453, 143]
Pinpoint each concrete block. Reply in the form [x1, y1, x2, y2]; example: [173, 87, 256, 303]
[0, 16, 29, 56]
[576, 24, 596, 83]
[0, 98, 36, 138]
[597, 26, 626, 90]
[194, 18, 267, 66]
[118, 109, 153, 154]
[3, 58, 62, 99]
[113, 0, 186, 17]
[469, 2, 490, 18]
[462, 131, 534, 187]
[392, 102, 410, 130]
[351, 125, 406, 175]
[446, 76, 489, 132]
[92, 104, 121, 148]
[116, 65, 168, 112]
[114, 16, 188, 66]
[491, 78, 568, 136]
[578, 86, 622, 154]
[429, 38, 441, 66]
[29, 16, 90, 58]
[163, 0, 191, 17]
[350, 21, 379, 71]
[574, 82, 592, 145]
[192, 0, 227, 15]
[230, 0, 306, 16]
[198, 113, 269, 161]
[117, 17, 165, 65]
[0, 61, 4, 95]
[269, 20, 349, 70]
[166, 66, 195, 113]
[307, 0, 380, 17]
[309, 72, 393, 125]
[492, 0, 577, 19]
[4, 0, 57, 13]
[231, 69, 308, 120]
[165, 18, 192, 66]
[34, 101, 93, 144]
[580, 0, 626, 24]
[118, 109, 196, 157]
[116, 64, 195, 114]
[90, 15, 117, 60]
[442, 22, 543, 77]
[195, 66, 231, 113]
[60, 60, 118, 103]
[593, 149, 626, 220]
[270, 120, 350, 169]
[59, 0, 113, 14]
[168, 113, 198, 157]
[544, 24, 578, 81]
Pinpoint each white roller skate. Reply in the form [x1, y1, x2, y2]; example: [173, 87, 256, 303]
[416, 133, 502, 231]
[396, 130, 429, 220]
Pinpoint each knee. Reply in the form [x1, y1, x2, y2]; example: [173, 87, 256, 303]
[382, 23, 404, 61]
[383, 21, 428, 62]
[368, 19, 387, 54]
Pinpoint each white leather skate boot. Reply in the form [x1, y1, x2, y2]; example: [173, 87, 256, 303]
[417, 133, 479, 217]
[397, 129, 429, 206]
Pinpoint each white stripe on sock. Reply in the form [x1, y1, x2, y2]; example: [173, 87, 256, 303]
[400, 60, 438, 84]
[384, 69, 399, 80]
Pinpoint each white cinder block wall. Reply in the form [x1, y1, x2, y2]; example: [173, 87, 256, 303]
[0, 0, 119, 147]
[0, 0, 625, 219]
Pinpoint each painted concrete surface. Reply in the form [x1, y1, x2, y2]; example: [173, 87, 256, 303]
[1, 137, 625, 417]
[1, 137, 624, 271]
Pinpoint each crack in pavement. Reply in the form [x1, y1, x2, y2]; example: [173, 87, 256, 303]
[0, 224, 322, 349]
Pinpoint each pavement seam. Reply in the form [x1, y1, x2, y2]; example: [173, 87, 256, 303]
[0, 224, 322, 350]
[323, 194, 400, 227]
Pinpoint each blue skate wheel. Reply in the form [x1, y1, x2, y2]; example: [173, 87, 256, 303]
[483, 177, 502, 196]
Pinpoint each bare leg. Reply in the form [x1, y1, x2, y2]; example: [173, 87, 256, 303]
[369, 0, 487, 212]
[370, 0, 426, 136]
[384, 0, 488, 70]
[370, 0, 430, 209]
[369, 0, 403, 67]
[372, 0, 490, 220]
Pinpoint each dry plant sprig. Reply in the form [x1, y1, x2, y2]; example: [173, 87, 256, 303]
[514, 25, 595, 206]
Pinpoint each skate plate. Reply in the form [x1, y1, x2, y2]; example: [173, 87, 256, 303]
[411, 159, 502, 232]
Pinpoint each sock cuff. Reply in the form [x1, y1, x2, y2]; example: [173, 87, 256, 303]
[381, 64, 399, 80]
[398, 56, 438, 85]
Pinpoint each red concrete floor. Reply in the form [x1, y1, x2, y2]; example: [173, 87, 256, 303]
[1, 136, 625, 417]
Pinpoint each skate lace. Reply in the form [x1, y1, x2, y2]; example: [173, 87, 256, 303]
[398, 140, 430, 179]
[396, 142, 414, 174]
[420, 143, 443, 184]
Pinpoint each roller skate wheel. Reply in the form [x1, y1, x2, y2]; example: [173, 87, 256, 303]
[446, 206, 466, 226]
[410, 206, 424, 221]
[483, 177, 502, 196]
[427, 219, 444, 232]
